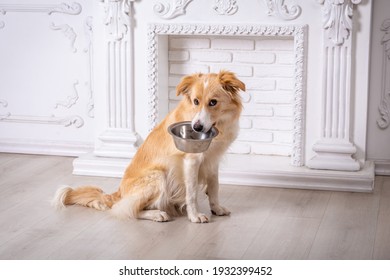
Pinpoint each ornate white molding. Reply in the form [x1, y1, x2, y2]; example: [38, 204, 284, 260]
[84, 16, 93, 52]
[0, 99, 10, 119]
[55, 80, 79, 109]
[0, 2, 82, 15]
[147, 23, 307, 166]
[321, 0, 361, 46]
[0, 2, 82, 28]
[93, 0, 141, 159]
[378, 98, 390, 129]
[3, 115, 84, 128]
[213, 0, 238, 16]
[0, 4, 92, 129]
[264, 0, 301, 21]
[377, 18, 390, 129]
[308, 0, 361, 171]
[84, 16, 94, 118]
[0, 99, 7, 107]
[154, 0, 193, 19]
[104, 0, 133, 40]
[50, 22, 77, 53]
[103, 0, 137, 130]
[0, 113, 84, 128]
[0, 98, 83, 128]
[0, 4, 86, 130]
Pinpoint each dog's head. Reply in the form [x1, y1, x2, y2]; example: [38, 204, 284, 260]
[176, 70, 245, 133]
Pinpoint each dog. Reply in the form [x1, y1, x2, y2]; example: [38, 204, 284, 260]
[52, 70, 245, 223]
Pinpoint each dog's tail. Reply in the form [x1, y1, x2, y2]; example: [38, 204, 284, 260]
[52, 185, 121, 211]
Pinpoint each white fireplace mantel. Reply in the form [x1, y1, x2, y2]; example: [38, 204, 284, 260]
[67, 0, 374, 192]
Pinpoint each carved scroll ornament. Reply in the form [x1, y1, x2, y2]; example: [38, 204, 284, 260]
[264, 0, 301, 21]
[320, 0, 362, 46]
[377, 19, 390, 129]
[153, 0, 193, 19]
[213, 0, 238, 15]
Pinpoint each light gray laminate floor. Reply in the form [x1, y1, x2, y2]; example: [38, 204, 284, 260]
[0, 153, 389, 260]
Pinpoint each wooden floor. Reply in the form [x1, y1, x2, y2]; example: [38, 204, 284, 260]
[0, 153, 389, 260]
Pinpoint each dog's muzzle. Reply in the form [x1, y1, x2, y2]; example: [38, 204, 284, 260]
[192, 121, 204, 132]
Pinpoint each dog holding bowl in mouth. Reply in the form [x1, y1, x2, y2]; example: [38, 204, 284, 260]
[53, 70, 245, 223]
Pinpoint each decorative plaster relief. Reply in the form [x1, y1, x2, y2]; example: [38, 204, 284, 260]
[154, 0, 193, 19]
[264, 0, 301, 21]
[147, 23, 307, 166]
[0, 2, 81, 29]
[0, 99, 7, 105]
[84, 16, 93, 52]
[104, 0, 133, 40]
[84, 16, 94, 118]
[50, 22, 78, 53]
[377, 18, 390, 129]
[0, 2, 85, 129]
[0, 98, 84, 128]
[55, 80, 79, 109]
[0, 2, 82, 15]
[213, 0, 238, 15]
[0, 98, 84, 129]
[320, 0, 361, 46]
[0, 114, 84, 128]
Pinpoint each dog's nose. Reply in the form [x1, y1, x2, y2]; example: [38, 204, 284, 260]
[193, 121, 204, 132]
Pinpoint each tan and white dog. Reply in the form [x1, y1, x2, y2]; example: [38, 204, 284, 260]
[53, 70, 245, 223]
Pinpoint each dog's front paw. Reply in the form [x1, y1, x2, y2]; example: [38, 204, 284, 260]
[189, 213, 209, 223]
[211, 205, 231, 216]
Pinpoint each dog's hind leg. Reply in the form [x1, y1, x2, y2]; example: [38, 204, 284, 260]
[111, 191, 172, 222]
[138, 210, 171, 222]
[112, 169, 171, 221]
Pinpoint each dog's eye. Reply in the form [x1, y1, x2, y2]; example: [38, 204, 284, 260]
[209, 99, 217, 106]
[193, 98, 199, 106]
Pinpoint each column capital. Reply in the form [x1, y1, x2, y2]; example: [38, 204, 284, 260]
[103, 0, 135, 41]
[320, 0, 362, 46]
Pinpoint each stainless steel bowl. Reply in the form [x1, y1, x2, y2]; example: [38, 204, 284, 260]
[168, 121, 219, 153]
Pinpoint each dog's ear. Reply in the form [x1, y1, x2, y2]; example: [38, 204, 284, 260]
[176, 73, 201, 96]
[218, 70, 246, 95]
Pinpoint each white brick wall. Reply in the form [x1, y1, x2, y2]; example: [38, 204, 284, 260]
[168, 35, 295, 157]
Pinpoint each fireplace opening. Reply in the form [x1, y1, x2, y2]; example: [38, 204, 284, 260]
[147, 23, 306, 166]
[167, 35, 295, 157]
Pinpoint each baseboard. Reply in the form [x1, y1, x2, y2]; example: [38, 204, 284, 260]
[0, 138, 93, 157]
[73, 153, 375, 192]
[220, 154, 374, 192]
[73, 153, 129, 177]
[373, 160, 390, 176]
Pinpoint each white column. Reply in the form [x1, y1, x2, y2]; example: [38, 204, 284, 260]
[94, 0, 141, 158]
[307, 0, 361, 171]
[73, 0, 140, 177]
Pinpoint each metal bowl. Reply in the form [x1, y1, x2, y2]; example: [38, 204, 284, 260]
[168, 121, 219, 153]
